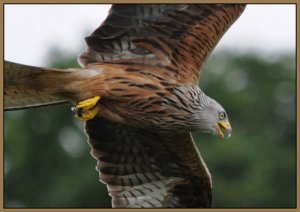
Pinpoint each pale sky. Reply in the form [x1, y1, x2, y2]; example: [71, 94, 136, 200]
[4, 4, 295, 67]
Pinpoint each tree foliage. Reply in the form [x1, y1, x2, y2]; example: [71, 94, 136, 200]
[4, 49, 295, 208]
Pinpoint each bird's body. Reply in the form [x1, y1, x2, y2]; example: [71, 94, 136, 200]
[69, 65, 208, 131]
[4, 4, 246, 207]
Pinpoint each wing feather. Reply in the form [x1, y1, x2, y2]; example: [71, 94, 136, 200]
[79, 4, 246, 84]
[85, 117, 212, 208]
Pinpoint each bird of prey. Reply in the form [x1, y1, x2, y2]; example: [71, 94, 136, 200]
[5, 4, 246, 208]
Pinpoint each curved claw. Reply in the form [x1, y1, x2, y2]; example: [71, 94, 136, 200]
[72, 96, 101, 121]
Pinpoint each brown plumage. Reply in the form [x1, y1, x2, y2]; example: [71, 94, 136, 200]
[4, 4, 246, 208]
[86, 117, 212, 207]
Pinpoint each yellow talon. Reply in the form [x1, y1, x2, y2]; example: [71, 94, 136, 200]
[72, 96, 101, 121]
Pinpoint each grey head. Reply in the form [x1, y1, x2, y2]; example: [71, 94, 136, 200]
[192, 89, 232, 139]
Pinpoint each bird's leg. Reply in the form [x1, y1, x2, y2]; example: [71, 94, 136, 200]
[71, 96, 101, 121]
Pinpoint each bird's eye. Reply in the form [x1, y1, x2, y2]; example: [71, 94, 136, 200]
[219, 112, 226, 120]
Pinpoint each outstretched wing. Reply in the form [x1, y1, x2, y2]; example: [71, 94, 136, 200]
[79, 4, 246, 84]
[85, 117, 212, 208]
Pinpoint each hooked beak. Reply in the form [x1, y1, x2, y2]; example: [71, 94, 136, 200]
[216, 121, 232, 139]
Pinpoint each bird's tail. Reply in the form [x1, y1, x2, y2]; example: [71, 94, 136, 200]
[4, 61, 77, 110]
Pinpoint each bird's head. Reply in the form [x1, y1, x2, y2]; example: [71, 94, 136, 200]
[194, 93, 232, 139]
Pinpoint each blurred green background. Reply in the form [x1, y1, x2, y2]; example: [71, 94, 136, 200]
[4, 48, 295, 208]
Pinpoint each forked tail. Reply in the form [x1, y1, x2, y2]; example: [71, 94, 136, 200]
[4, 61, 75, 110]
